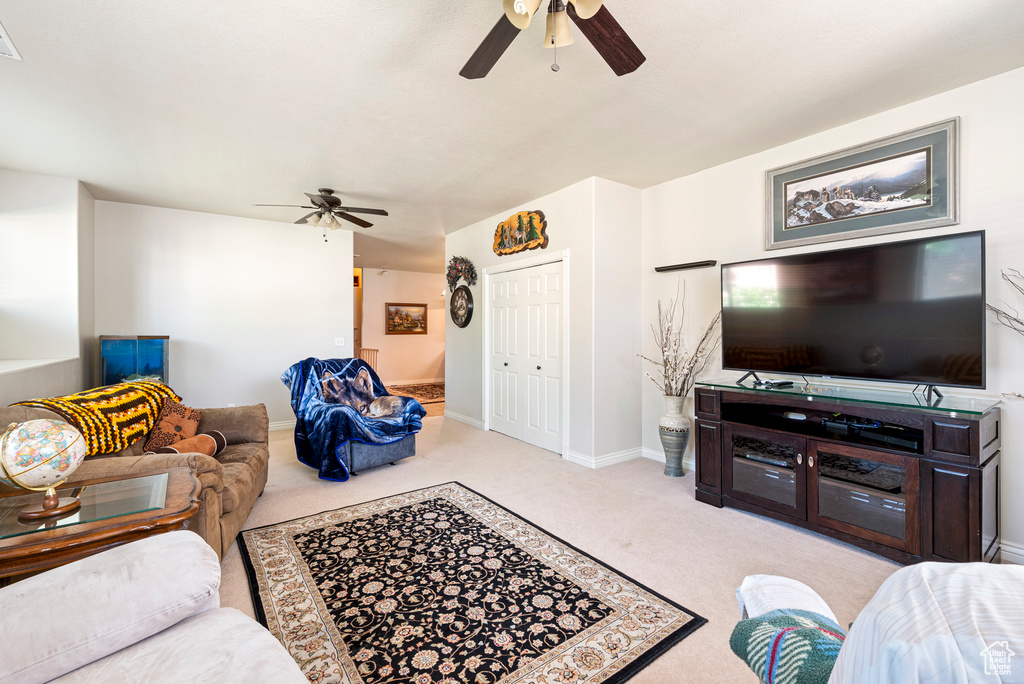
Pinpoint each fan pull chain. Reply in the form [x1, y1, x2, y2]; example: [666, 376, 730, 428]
[551, 32, 559, 72]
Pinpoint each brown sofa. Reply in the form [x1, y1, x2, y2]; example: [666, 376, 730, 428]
[0, 403, 269, 560]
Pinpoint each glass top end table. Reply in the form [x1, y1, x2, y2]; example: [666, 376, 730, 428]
[0, 472, 169, 540]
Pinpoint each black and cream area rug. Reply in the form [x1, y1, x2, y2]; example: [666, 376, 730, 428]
[385, 383, 445, 405]
[239, 483, 706, 684]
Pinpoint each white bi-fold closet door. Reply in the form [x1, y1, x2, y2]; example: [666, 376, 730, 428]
[489, 260, 563, 453]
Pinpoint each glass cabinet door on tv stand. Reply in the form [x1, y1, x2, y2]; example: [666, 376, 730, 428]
[723, 424, 807, 520]
[806, 442, 919, 555]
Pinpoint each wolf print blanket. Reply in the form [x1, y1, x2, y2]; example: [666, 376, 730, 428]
[281, 358, 426, 481]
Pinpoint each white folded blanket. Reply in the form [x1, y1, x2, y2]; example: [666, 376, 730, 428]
[829, 562, 1024, 683]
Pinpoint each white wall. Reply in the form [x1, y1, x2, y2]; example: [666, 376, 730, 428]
[0, 169, 80, 359]
[0, 359, 83, 406]
[593, 178, 643, 458]
[360, 269, 445, 384]
[445, 179, 595, 451]
[641, 66, 1024, 559]
[77, 182, 96, 388]
[0, 170, 95, 406]
[445, 177, 643, 464]
[94, 202, 354, 424]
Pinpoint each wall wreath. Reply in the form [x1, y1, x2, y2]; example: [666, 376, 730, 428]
[446, 256, 478, 292]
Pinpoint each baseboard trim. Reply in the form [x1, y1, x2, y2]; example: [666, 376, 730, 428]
[640, 447, 662, 463]
[563, 448, 643, 469]
[269, 419, 296, 432]
[641, 447, 695, 472]
[1001, 541, 1024, 565]
[563, 450, 594, 468]
[443, 410, 484, 429]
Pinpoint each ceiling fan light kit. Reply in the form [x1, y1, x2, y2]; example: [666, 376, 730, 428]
[544, 3, 574, 49]
[568, 0, 602, 19]
[461, 0, 644, 79]
[503, 0, 542, 29]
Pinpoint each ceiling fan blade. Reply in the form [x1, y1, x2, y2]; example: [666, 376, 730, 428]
[337, 206, 389, 216]
[295, 211, 319, 225]
[254, 204, 316, 208]
[304, 192, 328, 207]
[335, 211, 373, 228]
[567, 3, 645, 76]
[460, 15, 521, 80]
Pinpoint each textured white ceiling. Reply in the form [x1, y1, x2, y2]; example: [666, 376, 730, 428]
[1, 0, 1023, 273]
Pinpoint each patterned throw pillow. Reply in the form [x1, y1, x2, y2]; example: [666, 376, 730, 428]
[730, 609, 846, 684]
[144, 399, 202, 451]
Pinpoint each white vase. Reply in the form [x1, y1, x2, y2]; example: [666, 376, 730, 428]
[659, 395, 691, 477]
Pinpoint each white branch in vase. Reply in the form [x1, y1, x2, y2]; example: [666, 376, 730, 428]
[638, 281, 722, 398]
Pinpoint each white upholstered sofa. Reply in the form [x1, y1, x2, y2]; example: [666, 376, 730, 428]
[0, 531, 305, 684]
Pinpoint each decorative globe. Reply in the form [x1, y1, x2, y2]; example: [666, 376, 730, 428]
[0, 419, 86, 492]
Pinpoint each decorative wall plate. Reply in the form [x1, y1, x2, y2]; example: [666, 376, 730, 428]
[450, 285, 473, 328]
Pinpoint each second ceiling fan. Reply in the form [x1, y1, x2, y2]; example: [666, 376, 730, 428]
[460, 0, 645, 79]
[255, 188, 388, 229]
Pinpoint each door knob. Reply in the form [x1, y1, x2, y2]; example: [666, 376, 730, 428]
[796, 454, 803, 465]
[504, 362, 508, 366]
[809, 456, 815, 468]
[536, 365, 541, 370]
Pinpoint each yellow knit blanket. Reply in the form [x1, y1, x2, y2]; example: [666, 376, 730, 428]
[15, 381, 181, 456]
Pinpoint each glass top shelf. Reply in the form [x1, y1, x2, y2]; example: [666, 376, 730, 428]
[0, 472, 168, 540]
[697, 377, 1000, 416]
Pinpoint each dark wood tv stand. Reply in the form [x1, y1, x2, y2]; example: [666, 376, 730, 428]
[693, 382, 1001, 564]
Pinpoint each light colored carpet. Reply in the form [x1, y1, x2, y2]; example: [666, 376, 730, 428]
[220, 416, 899, 682]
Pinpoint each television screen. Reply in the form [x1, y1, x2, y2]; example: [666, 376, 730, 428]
[721, 231, 985, 388]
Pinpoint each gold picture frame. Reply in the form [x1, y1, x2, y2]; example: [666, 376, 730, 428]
[385, 303, 428, 335]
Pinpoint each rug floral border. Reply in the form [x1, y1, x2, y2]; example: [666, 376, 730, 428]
[238, 482, 707, 684]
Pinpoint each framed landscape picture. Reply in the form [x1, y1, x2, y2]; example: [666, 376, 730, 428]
[766, 118, 959, 250]
[385, 303, 428, 335]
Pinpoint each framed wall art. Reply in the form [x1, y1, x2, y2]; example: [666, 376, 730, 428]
[766, 118, 959, 250]
[385, 303, 428, 335]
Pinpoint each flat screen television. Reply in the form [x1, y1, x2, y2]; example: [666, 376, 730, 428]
[720, 231, 985, 389]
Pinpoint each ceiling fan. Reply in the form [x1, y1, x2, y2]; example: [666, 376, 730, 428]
[255, 188, 388, 229]
[460, 0, 645, 79]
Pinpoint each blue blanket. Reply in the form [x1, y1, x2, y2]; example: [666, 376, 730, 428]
[281, 357, 426, 481]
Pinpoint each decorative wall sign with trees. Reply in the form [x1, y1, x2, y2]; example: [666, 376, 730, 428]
[493, 210, 549, 256]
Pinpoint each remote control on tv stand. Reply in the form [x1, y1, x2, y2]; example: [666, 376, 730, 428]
[761, 380, 793, 389]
